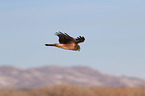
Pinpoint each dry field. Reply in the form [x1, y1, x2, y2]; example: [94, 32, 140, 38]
[0, 84, 145, 96]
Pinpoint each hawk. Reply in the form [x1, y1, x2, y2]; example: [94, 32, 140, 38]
[45, 32, 85, 51]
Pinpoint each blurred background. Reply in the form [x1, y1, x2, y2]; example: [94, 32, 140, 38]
[0, 0, 145, 81]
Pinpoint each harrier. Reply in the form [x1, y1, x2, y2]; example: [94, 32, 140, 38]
[45, 32, 85, 51]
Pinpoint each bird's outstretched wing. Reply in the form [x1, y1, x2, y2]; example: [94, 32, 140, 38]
[75, 36, 85, 43]
[56, 32, 75, 44]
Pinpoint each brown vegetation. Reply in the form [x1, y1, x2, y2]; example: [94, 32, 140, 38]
[0, 84, 145, 96]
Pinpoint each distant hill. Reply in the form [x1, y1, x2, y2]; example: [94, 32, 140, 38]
[0, 66, 145, 88]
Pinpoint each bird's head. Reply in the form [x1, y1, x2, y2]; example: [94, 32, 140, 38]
[75, 45, 80, 51]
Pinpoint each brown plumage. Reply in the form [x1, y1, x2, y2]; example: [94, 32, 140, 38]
[45, 32, 85, 51]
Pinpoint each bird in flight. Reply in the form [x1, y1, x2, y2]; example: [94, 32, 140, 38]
[45, 32, 85, 51]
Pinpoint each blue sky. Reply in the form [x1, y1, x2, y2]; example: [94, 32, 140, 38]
[0, 0, 145, 79]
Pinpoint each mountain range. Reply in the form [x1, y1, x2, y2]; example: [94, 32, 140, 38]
[0, 66, 145, 88]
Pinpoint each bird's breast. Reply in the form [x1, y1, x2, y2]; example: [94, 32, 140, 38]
[56, 44, 76, 50]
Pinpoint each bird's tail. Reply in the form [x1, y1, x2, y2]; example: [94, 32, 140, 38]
[45, 44, 56, 46]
